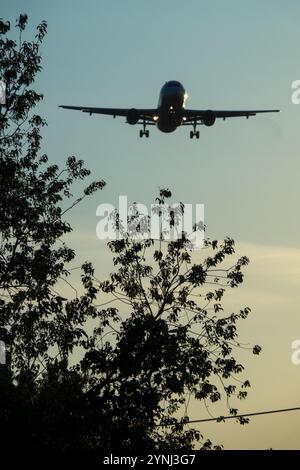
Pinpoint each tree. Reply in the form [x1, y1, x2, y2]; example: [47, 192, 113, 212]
[79, 190, 261, 450]
[0, 15, 261, 451]
[0, 15, 105, 448]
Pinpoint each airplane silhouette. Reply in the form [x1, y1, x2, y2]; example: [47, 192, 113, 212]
[59, 80, 279, 139]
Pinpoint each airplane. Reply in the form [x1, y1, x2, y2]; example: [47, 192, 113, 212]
[59, 80, 279, 139]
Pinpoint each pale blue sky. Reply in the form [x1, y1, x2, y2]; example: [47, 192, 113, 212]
[3, 0, 299, 245]
[2, 0, 300, 449]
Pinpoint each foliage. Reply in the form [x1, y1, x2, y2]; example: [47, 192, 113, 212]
[81, 190, 260, 450]
[0, 14, 105, 448]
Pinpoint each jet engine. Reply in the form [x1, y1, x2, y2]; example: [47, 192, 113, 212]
[202, 110, 216, 127]
[127, 108, 139, 125]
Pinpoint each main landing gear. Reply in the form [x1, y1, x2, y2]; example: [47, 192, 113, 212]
[140, 129, 149, 138]
[190, 130, 200, 139]
[190, 120, 200, 139]
[139, 120, 149, 138]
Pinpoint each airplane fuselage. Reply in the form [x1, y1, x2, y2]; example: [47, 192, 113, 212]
[157, 81, 186, 133]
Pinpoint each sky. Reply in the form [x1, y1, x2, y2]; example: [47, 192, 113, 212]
[2, 0, 300, 449]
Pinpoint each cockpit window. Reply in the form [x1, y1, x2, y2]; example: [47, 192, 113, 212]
[166, 81, 181, 87]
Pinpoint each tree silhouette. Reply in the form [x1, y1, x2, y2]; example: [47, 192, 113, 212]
[81, 191, 261, 450]
[0, 15, 105, 448]
[0, 15, 261, 451]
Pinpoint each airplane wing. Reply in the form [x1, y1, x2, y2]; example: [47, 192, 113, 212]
[59, 105, 158, 122]
[183, 108, 280, 124]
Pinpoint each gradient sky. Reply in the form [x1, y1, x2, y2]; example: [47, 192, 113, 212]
[2, 0, 300, 449]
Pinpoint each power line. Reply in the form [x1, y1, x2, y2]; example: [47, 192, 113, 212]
[174, 406, 300, 426]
